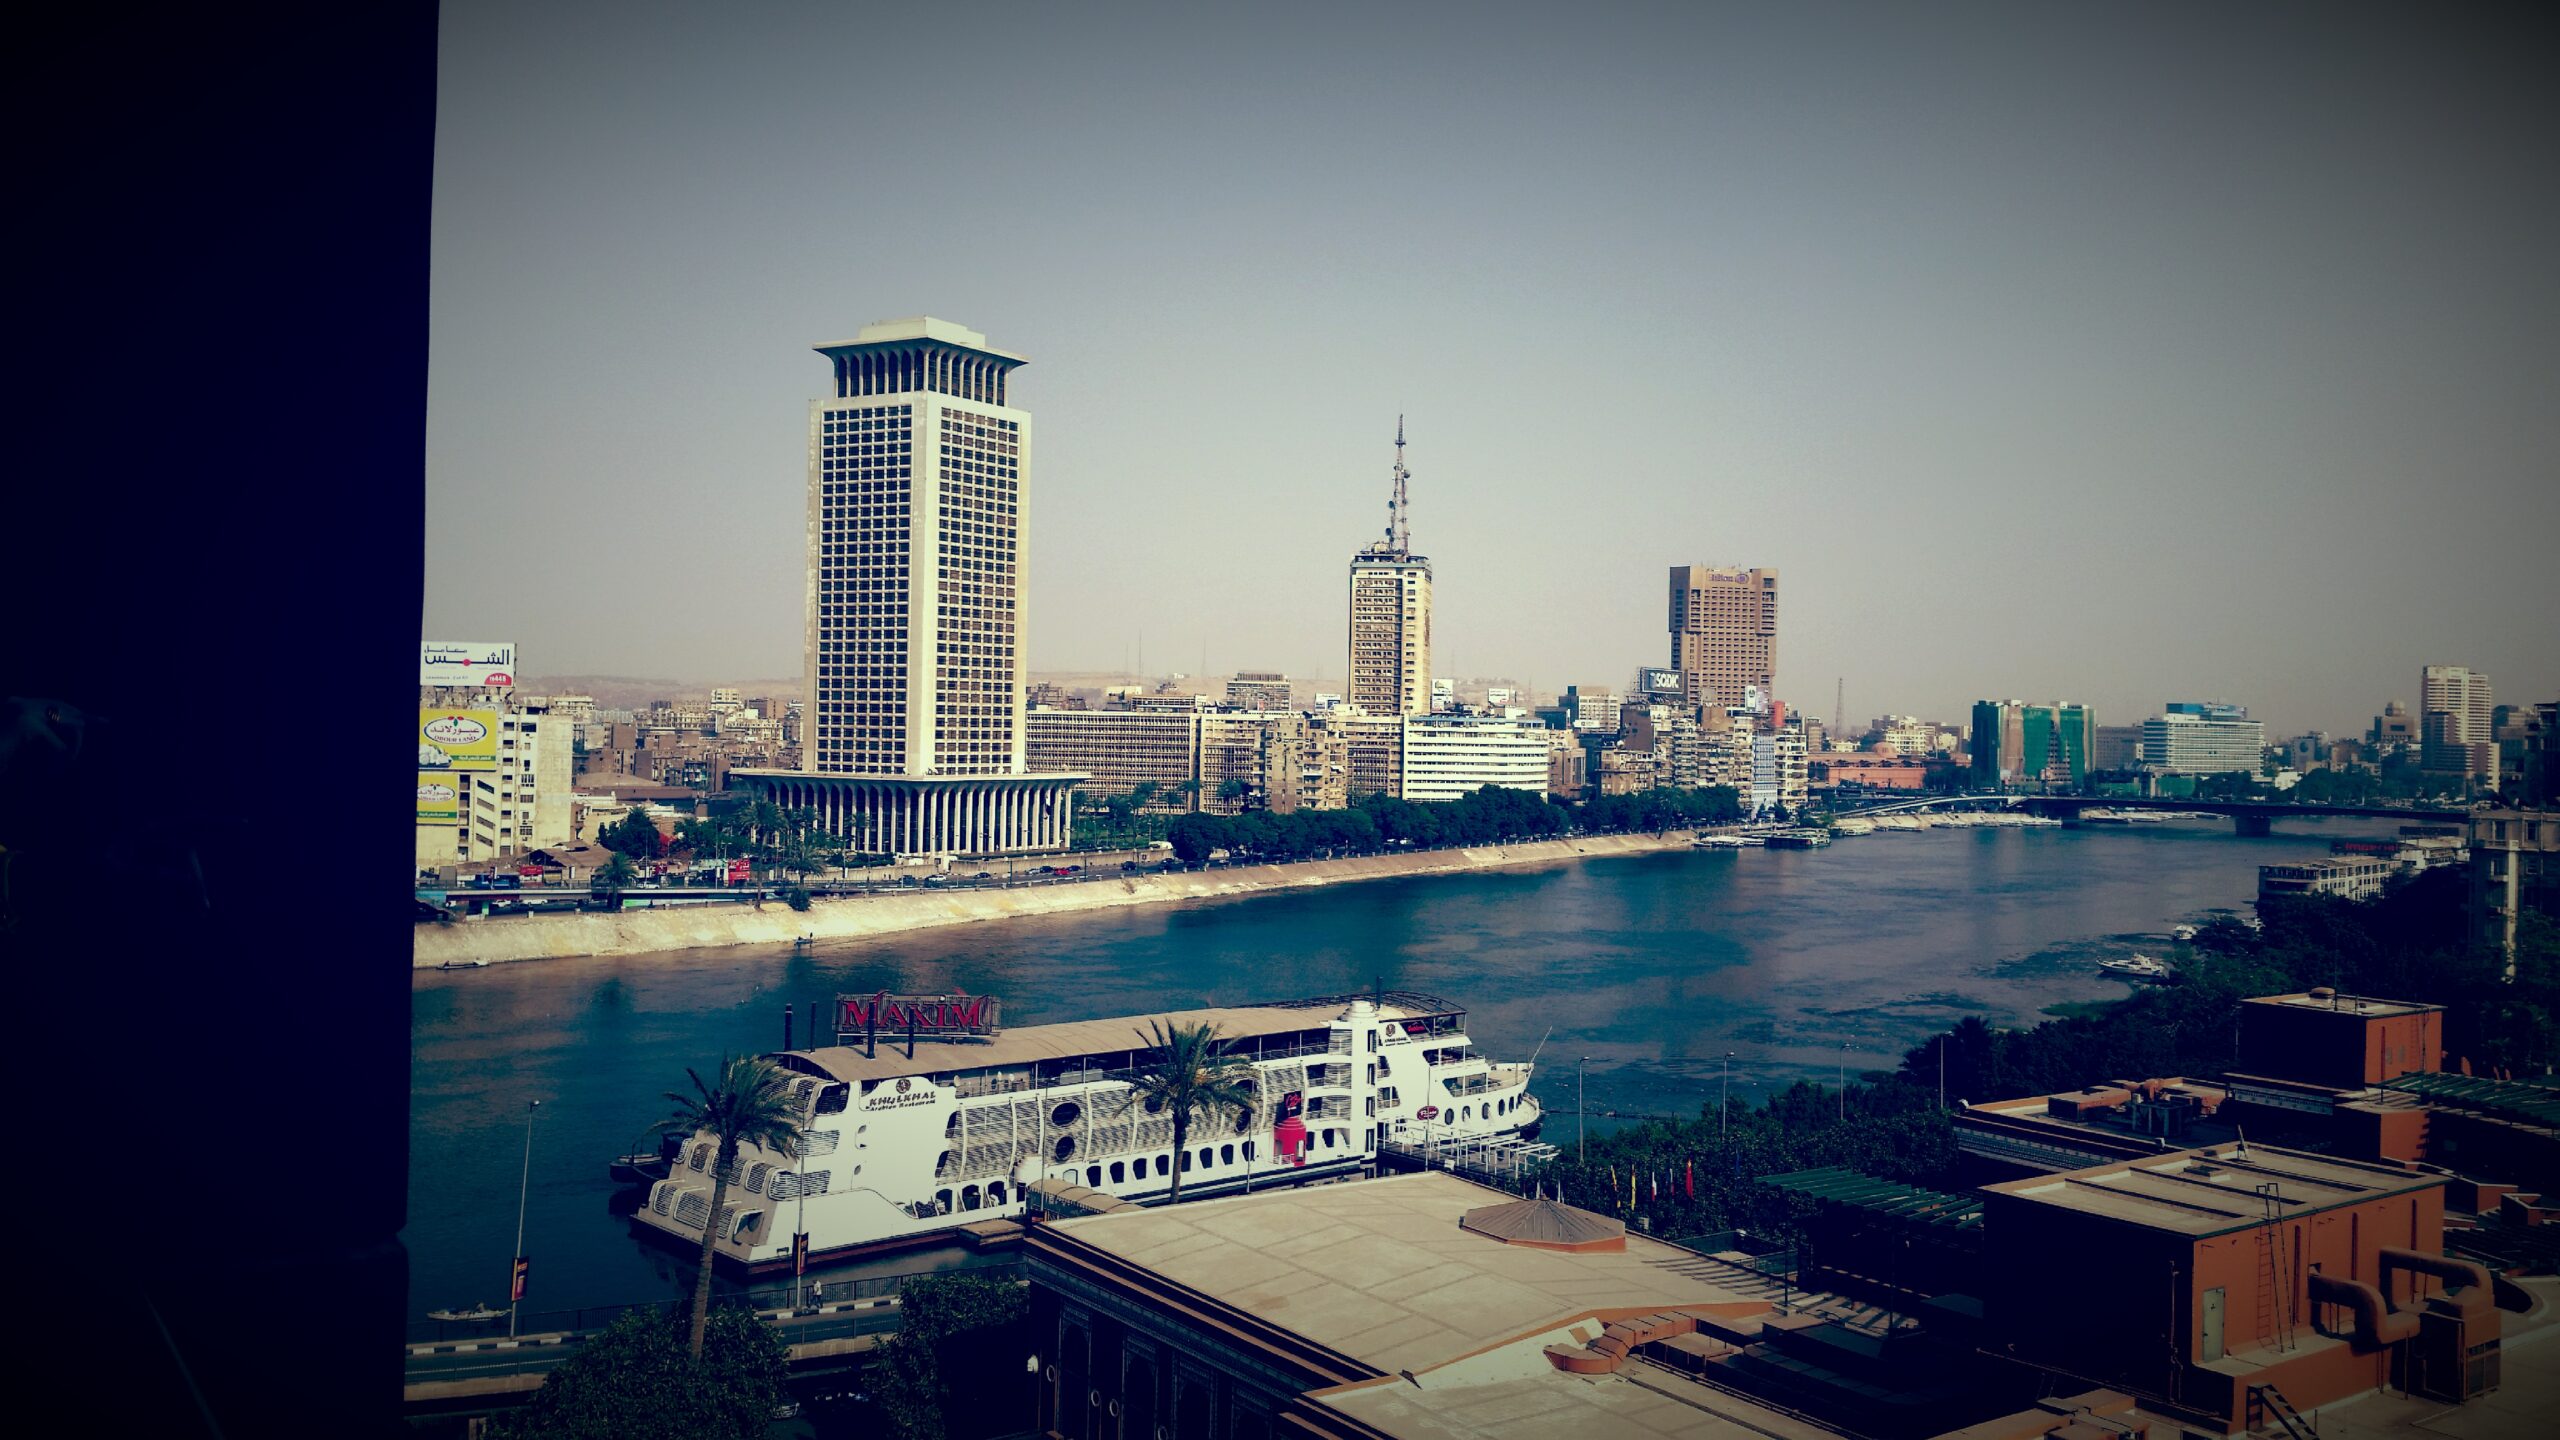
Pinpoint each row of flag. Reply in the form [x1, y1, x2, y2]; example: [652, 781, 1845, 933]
[1532, 1160, 1702, 1209]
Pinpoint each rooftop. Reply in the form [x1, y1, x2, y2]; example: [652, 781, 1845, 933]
[1980, 1142, 2439, 1237]
[812, 315, 1026, 362]
[1040, 1170, 1762, 1376]
[777, 996, 1455, 1087]
[2241, 991, 2443, 1018]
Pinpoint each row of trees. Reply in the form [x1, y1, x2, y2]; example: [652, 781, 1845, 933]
[594, 798, 856, 878]
[1161, 784, 1745, 867]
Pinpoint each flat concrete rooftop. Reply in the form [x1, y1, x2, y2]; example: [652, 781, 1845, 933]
[1982, 1142, 2437, 1236]
[2241, 991, 2442, 1017]
[1046, 1171, 1760, 1375]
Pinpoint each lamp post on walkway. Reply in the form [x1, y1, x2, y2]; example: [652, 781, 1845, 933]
[1576, 1057, 1588, 1165]
[509, 1099, 540, 1339]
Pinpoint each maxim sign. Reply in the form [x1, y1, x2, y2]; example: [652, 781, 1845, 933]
[836, 992, 1002, 1041]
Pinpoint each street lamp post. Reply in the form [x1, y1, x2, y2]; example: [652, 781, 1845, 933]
[1577, 1057, 1588, 1165]
[509, 1099, 540, 1339]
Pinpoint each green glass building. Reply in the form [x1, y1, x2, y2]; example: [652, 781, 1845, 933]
[1969, 700, 2094, 791]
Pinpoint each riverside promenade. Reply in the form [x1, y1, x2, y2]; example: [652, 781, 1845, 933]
[412, 831, 1701, 968]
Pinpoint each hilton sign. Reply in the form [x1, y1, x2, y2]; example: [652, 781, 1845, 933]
[836, 992, 1002, 1051]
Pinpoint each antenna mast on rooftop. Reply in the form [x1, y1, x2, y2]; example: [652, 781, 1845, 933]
[1386, 416, 1411, 557]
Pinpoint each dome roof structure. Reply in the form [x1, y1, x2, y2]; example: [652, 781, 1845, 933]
[1457, 1197, 1626, 1252]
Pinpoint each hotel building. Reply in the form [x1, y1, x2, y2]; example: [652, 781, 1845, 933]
[738, 317, 1080, 855]
[1667, 563, 1779, 713]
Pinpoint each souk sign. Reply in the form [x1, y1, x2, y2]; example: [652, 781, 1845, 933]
[836, 992, 1002, 1039]
[420, 640, 517, 689]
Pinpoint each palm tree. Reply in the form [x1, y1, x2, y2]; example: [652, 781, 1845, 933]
[658, 1054, 808, 1357]
[1119, 1021, 1257, 1205]
[591, 852, 638, 908]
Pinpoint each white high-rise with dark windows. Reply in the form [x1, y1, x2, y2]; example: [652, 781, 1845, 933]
[739, 317, 1080, 856]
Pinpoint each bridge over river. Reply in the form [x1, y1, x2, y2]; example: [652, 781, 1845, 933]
[1836, 793, 2463, 837]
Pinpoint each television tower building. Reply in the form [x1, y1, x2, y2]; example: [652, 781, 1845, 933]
[739, 317, 1082, 856]
[1347, 420, 1432, 717]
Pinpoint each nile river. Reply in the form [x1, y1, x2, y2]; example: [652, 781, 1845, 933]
[408, 817, 2371, 1316]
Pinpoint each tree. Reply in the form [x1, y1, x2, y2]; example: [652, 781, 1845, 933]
[871, 1273, 1030, 1440]
[1120, 1020, 1256, 1205]
[658, 1055, 808, 1358]
[591, 852, 638, 908]
[601, 808, 666, 858]
[491, 1305, 785, 1440]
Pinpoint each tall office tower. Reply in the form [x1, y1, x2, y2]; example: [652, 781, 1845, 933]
[2420, 665, 2496, 777]
[1347, 420, 1432, 716]
[1668, 564, 1779, 715]
[739, 317, 1081, 856]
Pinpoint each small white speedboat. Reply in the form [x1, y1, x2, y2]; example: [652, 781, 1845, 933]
[2098, 955, 2173, 982]
[2171, 924, 2198, 942]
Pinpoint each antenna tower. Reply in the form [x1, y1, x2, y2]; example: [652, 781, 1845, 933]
[1835, 677, 1844, 736]
[1387, 416, 1411, 556]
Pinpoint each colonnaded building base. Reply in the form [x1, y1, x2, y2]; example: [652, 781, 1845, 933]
[734, 769, 1084, 857]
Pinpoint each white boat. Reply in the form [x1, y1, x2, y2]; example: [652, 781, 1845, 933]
[2098, 955, 2174, 983]
[1831, 819, 1877, 837]
[1693, 834, 1748, 849]
[2172, 924, 2199, 942]
[634, 992, 1542, 1273]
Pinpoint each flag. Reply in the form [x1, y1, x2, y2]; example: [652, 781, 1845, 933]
[792, 1231, 809, 1277]
[1650, 1172, 1658, 1200]
[511, 1256, 531, 1303]
[1685, 1161, 1694, 1199]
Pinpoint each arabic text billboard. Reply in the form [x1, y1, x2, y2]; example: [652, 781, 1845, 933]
[421, 640, 517, 689]
[419, 708, 501, 771]
[416, 772, 465, 826]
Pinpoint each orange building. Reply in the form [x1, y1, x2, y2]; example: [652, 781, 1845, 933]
[2231, 990, 2443, 1093]
[1978, 1143, 2497, 1432]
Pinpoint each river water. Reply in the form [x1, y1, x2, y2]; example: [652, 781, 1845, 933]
[407, 817, 2372, 1316]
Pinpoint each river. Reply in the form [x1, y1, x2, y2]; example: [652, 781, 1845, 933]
[406, 816, 2373, 1317]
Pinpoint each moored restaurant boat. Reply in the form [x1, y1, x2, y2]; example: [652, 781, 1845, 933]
[632, 990, 1542, 1272]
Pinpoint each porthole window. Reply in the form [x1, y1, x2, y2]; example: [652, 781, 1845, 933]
[1053, 1135, 1076, 1162]
[1050, 1100, 1082, 1128]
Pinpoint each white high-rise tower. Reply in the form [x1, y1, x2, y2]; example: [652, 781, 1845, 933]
[740, 317, 1081, 856]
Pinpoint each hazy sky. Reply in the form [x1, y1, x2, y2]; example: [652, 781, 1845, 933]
[425, 1, 2557, 737]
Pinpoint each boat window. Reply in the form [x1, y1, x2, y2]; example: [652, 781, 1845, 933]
[961, 1185, 980, 1211]
[1367, 1030, 1379, 1052]
[1053, 1135, 1077, 1162]
[1178, 1150, 1192, 1172]
[815, 1084, 849, 1116]
[1109, 1162, 1125, 1184]
[745, 1163, 770, 1195]
[935, 1189, 952, 1214]
[1143, 1095, 1165, 1115]
[1220, 1144, 1234, 1165]
[1242, 1141, 1255, 1161]
[946, 1113, 961, 1136]
[935, 1150, 955, 1177]
[1199, 1147, 1213, 1169]
[1050, 1100, 1082, 1128]
[690, 1144, 710, 1172]
[1233, 1108, 1252, 1134]
[987, 1182, 1004, 1205]
[1087, 1166, 1101, 1188]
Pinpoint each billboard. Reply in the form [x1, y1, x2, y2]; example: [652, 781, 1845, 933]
[415, 772, 464, 826]
[421, 640, 517, 689]
[419, 708, 501, 770]
[1640, 668, 1682, 698]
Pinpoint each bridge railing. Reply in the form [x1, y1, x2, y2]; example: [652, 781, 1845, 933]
[408, 1260, 1020, 1346]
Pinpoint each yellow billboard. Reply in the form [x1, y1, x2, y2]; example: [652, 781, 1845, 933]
[416, 772, 465, 826]
[419, 708, 500, 771]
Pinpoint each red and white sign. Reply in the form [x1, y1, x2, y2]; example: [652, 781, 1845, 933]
[1415, 1105, 1440, 1121]
[728, 859, 751, 882]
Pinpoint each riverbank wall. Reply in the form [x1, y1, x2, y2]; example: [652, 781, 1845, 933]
[411, 830, 1701, 968]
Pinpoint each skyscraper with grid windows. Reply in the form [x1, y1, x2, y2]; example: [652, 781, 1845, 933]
[738, 317, 1080, 856]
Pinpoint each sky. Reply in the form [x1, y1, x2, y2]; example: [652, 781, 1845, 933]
[423, 1, 2559, 738]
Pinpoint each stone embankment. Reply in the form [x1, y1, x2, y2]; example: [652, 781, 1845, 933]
[411, 830, 1701, 968]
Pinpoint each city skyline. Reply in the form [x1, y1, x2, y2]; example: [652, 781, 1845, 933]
[424, 1, 2557, 739]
